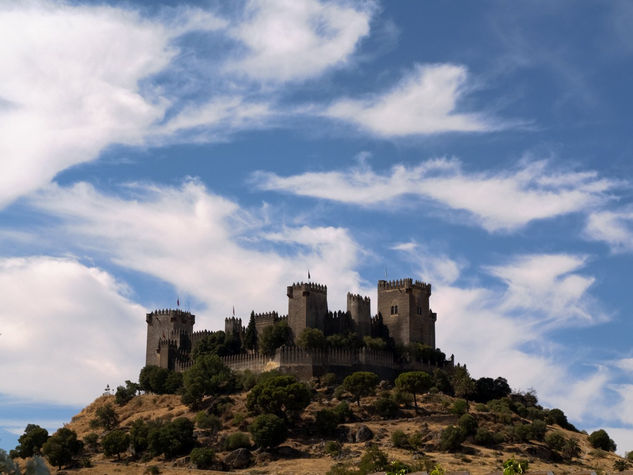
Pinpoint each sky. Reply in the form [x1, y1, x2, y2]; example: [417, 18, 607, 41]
[2, 0, 633, 454]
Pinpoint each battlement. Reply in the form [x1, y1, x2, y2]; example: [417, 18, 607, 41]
[347, 292, 370, 303]
[287, 282, 327, 297]
[146, 308, 195, 324]
[378, 278, 431, 294]
[253, 311, 279, 322]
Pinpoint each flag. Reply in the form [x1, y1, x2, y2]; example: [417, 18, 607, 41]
[308, 270, 311, 280]
[177, 298, 180, 307]
[232, 305, 235, 316]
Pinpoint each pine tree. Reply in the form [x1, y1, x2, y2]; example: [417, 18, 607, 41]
[244, 311, 258, 351]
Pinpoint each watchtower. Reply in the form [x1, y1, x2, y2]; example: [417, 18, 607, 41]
[347, 293, 371, 337]
[146, 309, 195, 369]
[287, 282, 328, 340]
[377, 279, 435, 347]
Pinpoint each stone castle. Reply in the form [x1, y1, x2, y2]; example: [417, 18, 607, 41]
[145, 278, 449, 379]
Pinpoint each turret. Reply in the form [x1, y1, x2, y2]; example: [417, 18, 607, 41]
[145, 309, 195, 369]
[347, 293, 371, 337]
[287, 282, 328, 341]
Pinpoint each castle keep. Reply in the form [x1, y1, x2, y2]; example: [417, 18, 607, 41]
[145, 278, 446, 379]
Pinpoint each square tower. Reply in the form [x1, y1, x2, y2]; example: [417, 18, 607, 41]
[347, 292, 371, 337]
[145, 309, 195, 369]
[377, 279, 435, 347]
[287, 282, 328, 341]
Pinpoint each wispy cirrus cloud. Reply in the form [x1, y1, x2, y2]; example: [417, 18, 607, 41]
[323, 64, 503, 136]
[585, 209, 633, 253]
[253, 158, 617, 231]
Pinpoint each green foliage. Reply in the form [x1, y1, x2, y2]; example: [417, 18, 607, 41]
[42, 428, 83, 470]
[450, 398, 468, 415]
[115, 380, 139, 405]
[561, 437, 581, 461]
[315, 409, 342, 436]
[589, 429, 617, 451]
[321, 372, 337, 387]
[474, 428, 496, 446]
[129, 419, 158, 454]
[474, 377, 511, 403]
[458, 413, 478, 436]
[145, 465, 160, 474]
[614, 459, 629, 472]
[363, 336, 387, 351]
[391, 430, 409, 449]
[192, 330, 241, 360]
[545, 431, 566, 451]
[138, 366, 181, 394]
[195, 412, 221, 432]
[358, 445, 389, 474]
[386, 459, 413, 475]
[502, 458, 528, 475]
[259, 321, 291, 355]
[236, 370, 258, 391]
[429, 465, 445, 475]
[512, 423, 531, 442]
[627, 451, 633, 462]
[101, 430, 130, 460]
[92, 403, 118, 430]
[432, 369, 453, 396]
[25, 455, 49, 473]
[0, 449, 20, 475]
[244, 312, 258, 351]
[372, 394, 399, 418]
[395, 371, 432, 408]
[296, 328, 327, 350]
[14, 424, 49, 458]
[342, 371, 379, 407]
[408, 431, 425, 450]
[83, 433, 99, 451]
[246, 374, 311, 420]
[223, 432, 251, 450]
[450, 366, 475, 399]
[333, 401, 352, 422]
[248, 414, 287, 448]
[181, 354, 234, 409]
[544, 408, 576, 431]
[147, 417, 195, 459]
[190, 447, 216, 470]
[439, 425, 465, 452]
[530, 420, 547, 441]
[325, 440, 342, 457]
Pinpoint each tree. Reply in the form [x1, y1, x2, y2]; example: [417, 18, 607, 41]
[259, 321, 291, 355]
[102, 430, 130, 460]
[363, 336, 387, 351]
[190, 447, 216, 469]
[248, 414, 287, 448]
[139, 365, 179, 394]
[246, 374, 311, 420]
[92, 403, 118, 430]
[395, 371, 432, 409]
[439, 425, 465, 451]
[148, 418, 195, 459]
[0, 449, 20, 475]
[342, 371, 379, 407]
[115, 380, 139, 406]
[296, 328, 327, 350]
[42, 428, 83, 470]
[244, 312, 258, 351]
[589, 429, 617, 452]
[450, 365, 475, 399]
[182, 354, 234, 409]
[14, 424, 49, 458]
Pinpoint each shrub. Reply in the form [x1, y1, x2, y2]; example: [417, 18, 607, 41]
[614, 459, 629, 472]
[458, 413, 478, 436]
[42, 428, 84, 470]
[392, 430, 409, 449]
[14, 424, 49, 457]
[92, 403, 119, 430]
[182, 354, 234, 409]
[83, 433, 99, 451]
[502, 458, 528, 475]
[195, 412, 221, 432]
[190, 447, 216, 469]
[115, 380, 139, 405]
[333, 401, 352, 423]
[358, 445, 389, 473]
[474, 428, 495, 447]
[321, 373, 337, 387]
[372, 394, 399, 418]
[139, 365, 181, 394]
[439, 426, 465, 452]
[513, 423, 531, 443]
[530, 420, 547, 441]
[237, 370, 258, 391]
[333, 385, 346, 400]
[325, 440, 342, 457]
[0, 449, 20, 475]
[545, 431, 566, 451]
[342, 372, 379, 408]
[223, 432, 251, 450]
[248, 414, 287, 448]
[409, 431, 425, 450]
[589, 429, 617, 452]
[247, 374, 312, 420]
[147, 417, 195, 459]
[545, 408, 576, 430]
[102, 430, 130, 460]
[296, 328, 327, 350]
[316, 409, 341, 436]
[259, 321, 291, 355]
[450, 399, 468, 415]
[561, 437, 581, 461]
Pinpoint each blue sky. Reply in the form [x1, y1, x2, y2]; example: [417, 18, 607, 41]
[2, 0, 633, 454]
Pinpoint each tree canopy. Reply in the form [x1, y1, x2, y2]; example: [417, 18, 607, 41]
[246, 374, 311, 420]
[395, 371, 432, 408]
[182, 354, 235, 408]
[342, 371, 379, 407]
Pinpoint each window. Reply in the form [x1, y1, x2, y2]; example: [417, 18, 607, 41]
[391, 305, 398, 315]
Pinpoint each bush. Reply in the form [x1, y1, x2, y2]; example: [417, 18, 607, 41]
[333, 401, 352, 423]
[474, 428, 496, 447]
[321, 373, 337, 387]
[316, 409, 341, 436]
[102, 430, 130, 460]
[545, 431, 566, 451]
[325, 440, 342, 457]
[358, 445, 388, 473]
[223, 432, 251, 450]
[614, 459, 629, 472]
[248, 414, 287, 448]
[372, 394, 399, 418]
[115, 380, 139, 405]
[14, 424, 49, 457]
[450, 399, 468, 415]
[458, 413, 478, 436]
[182, 354, 234, 409]
[139, 365, 181, 394]
[502, 458, 528, 475]
[545, 408, 576, 430]
[391, 430, 409, 449]
[342, 372, 379, 407]
[83, 433, 99, 451]
[589, 429, 616, 451]
[409, 431, 425, 450]
[148, 418, 195, 459]
[530, 420, 547, 441]
[92, 403, 118, 430]
[439, 426, 465, 452]
[296, 328, 327, 350]
[513, 423, 531, 443]
[190, 447, 216, 469]
[561, 437, 581, 461]
[247, 374, 312, 420]
[195, 412, 221, 432]
[259, 321, 291, 355]
[42, 428, 84, 470]
[236, 370, 258, 391]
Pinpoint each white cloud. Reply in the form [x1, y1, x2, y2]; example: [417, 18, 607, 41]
[254, 158, 616, 231]
[585, 209, 633, 252]
[324, 64, 497, 136]
[0, 256, 145, 405]
[390, 240, 462, 285]
[226, 0, 373, 82]
[0, 2, 224, 209]
[29, 180, 365, 326]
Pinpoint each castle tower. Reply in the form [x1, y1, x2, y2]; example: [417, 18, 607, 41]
[377, 279, 436, 347]
[287, 282, 328, 341]
[224, 316, 243, 336]
[146, 309, 195, 369]
[347, 293, 371, 337]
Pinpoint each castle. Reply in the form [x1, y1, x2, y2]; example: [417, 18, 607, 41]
[145, 278, 449, 379]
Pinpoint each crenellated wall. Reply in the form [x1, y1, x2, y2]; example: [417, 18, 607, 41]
[287, 282, 328, 340]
